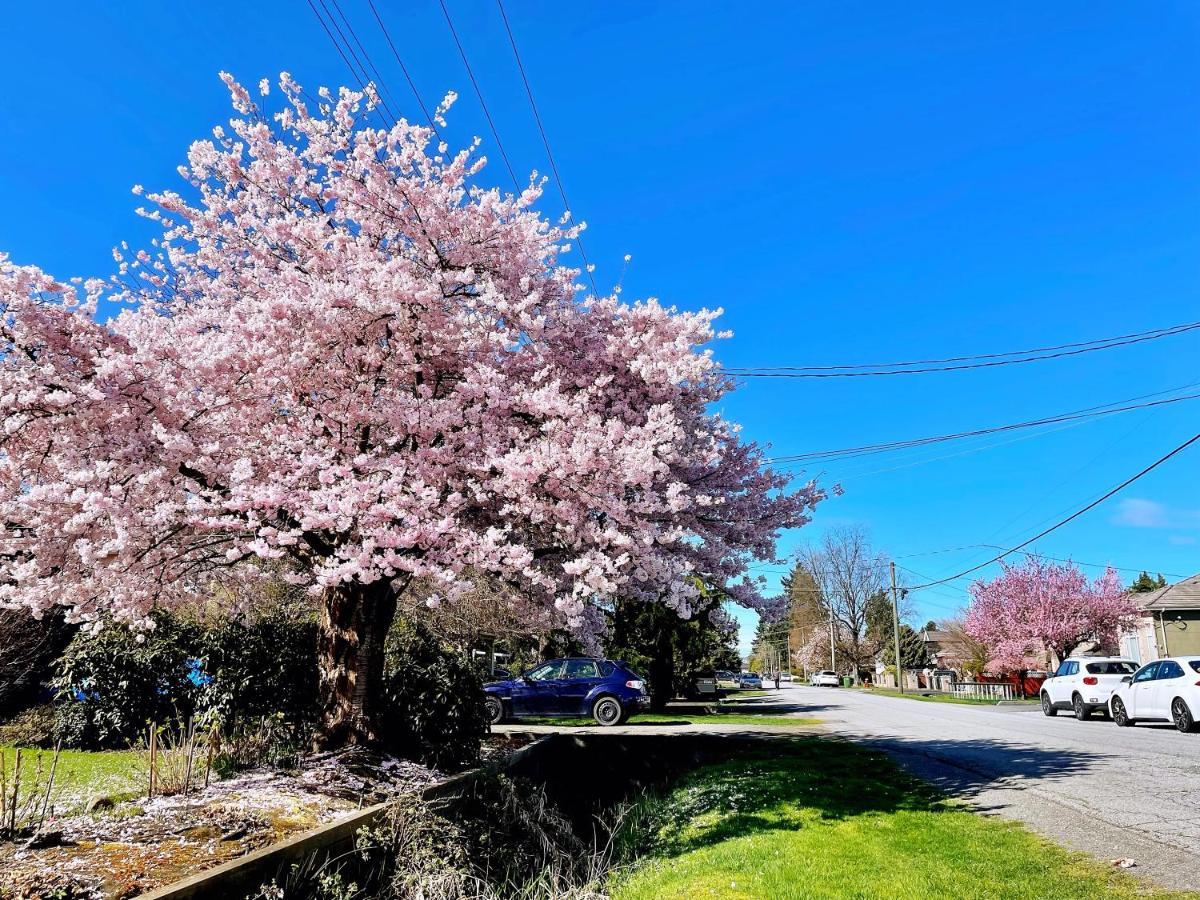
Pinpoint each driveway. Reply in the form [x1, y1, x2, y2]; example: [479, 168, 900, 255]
[786, 683, 1200, 891]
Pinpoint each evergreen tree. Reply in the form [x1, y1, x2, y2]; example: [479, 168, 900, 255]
[1129, 571, 1168, 593]
[881, 623, 928, 670]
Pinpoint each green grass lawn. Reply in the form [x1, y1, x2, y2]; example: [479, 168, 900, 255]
[518, 712, 820, 728]
[853, 687, 1039, 707]
[610, 738, 1191, 900]
[1, 745, 143, 814]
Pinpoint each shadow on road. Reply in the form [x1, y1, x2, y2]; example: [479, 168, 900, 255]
[855, 734, 1099, 801]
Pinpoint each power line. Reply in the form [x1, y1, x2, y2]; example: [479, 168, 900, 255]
[908, 430, 1200, 590]
[438, 0, 520, 191]
[329, 0, 402, 123]
[766, 387, 1200, 465]
[365, 0, 441, 136]
[495, 0, 600, 297]
[722, 320, 1200, 378]
[304, 0, 394, 128]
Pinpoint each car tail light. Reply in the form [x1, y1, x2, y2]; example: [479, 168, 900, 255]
[1082, 676, 1098, 685]
[626, 679, 644, 691]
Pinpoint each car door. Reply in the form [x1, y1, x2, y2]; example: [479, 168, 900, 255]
[1128, 661, 1161, 719]
[1152, 660, 1186, 720]
[511, 661, 565, 716]
[557, 659, 603, 716]
[1046, 660, 1075, 706]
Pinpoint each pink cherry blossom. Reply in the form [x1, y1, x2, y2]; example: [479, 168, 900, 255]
[0, 75, 823, 745]
[964, 556, 1139, 673]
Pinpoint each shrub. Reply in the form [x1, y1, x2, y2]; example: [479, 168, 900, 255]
[380, 620, 489, 771]
[53, 609, 203, 749]
[199, 612, 319, 735]
[52, 607, 318, 752]
[0, 704, 56, 748]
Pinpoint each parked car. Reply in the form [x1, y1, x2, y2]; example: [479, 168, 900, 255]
[715, 670, 741, 691]
[484, 657, 651, 726]
[1109, 657, 1200, 732]
[810, 670, 839, 687]
[780, 672, 794, 682]
[739, 671, 763, 689]
[1040, 656, 1138, 720]
[690, 671, 719, 699]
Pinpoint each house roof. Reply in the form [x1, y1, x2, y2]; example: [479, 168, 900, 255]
[1135, 574, 1200, 610]
[920, 629, 949, 643]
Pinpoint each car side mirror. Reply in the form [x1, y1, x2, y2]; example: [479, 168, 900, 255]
[1120, 676, 1132, 684]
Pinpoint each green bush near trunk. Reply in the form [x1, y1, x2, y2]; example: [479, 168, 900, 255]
[380, 619, 489, 771]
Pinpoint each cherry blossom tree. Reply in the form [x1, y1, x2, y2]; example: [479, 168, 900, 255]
[0, 75, 823, 748]
[964, 556, 1139, 674]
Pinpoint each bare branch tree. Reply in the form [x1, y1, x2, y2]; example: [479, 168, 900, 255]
[794, 526, 897, 682]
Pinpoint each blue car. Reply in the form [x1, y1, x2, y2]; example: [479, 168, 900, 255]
[484, 657, 651, 726]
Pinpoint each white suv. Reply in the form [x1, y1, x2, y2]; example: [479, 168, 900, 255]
[810, 671, 839, 687]
[1040, 656, 1138, 720]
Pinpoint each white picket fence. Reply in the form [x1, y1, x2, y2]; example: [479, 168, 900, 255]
[949, 680, 1017, 701]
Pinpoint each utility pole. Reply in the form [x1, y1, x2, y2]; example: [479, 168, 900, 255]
[828, 603, 836, 672]
[890, 561, 904, 694]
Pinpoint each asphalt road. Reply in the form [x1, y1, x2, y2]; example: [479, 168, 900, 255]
[783, 683, 1200, 891]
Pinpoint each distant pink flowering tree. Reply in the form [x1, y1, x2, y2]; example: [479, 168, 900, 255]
[0, 76, 823, 748]
[964, 557, 1139, 674]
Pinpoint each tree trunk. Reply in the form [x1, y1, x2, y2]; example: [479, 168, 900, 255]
[648, 624, 675, 712]
[314, 579, 398, 750]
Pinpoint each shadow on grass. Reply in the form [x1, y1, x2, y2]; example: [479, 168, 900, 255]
[615, 735, 1097, 861]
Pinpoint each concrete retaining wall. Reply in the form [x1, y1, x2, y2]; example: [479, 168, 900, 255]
[137, 732, 759, 899]
[136, 738, 550, 900]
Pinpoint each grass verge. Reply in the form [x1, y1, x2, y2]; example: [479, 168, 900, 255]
[518, 713, 820, 728]
[852, 687, 1039, 706]
[609, 738, 1191, 900]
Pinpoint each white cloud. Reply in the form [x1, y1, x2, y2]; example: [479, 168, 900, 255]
[1112, 498, 1170, 528]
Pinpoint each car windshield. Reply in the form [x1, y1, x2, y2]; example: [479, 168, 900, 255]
[1085, 661, 1138, 675]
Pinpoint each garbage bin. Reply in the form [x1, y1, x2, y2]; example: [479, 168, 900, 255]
[841, 676, 853, 688]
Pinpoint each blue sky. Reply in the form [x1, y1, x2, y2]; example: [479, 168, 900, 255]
[4, 2, 1199, 653]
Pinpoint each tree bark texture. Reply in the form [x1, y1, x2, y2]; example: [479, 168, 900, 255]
[314, 579, 397, 749]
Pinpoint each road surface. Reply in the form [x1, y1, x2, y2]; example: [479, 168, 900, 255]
[785, 683, 1200, 891]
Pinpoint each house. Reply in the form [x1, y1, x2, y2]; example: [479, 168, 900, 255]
[1119, 574, 1200, 662]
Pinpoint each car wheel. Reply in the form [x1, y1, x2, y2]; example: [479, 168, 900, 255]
[593, 696, 623, 727]
[1111, 696, 1134, 727]
[1040, 692, 1057, 717]
[484, 696, 505, 726]
[1072, 694, 1091, 721]
[1172, 698, 1197, 733]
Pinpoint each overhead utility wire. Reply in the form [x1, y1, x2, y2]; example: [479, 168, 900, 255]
[304, 0, 394, 127]
[898, 544, 1189, 579]
[329, 0, 403, 121]
[495, 0, 600, 297]
[438, 0, 520, 191]
[908, 430, 1200, 590]
[723, 320, 1200, 378]
[366, 0, 441, 136]
[766, 389, 1200, 465]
